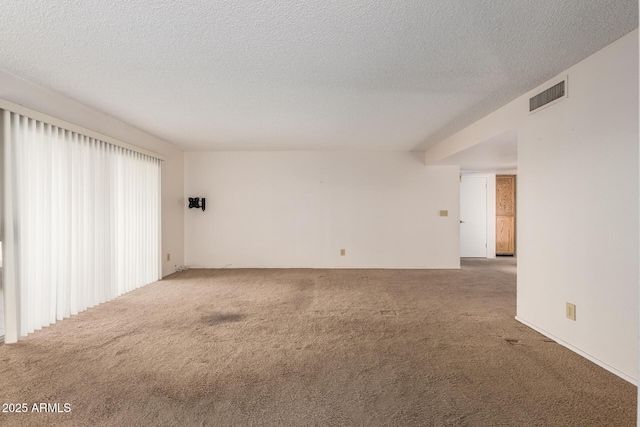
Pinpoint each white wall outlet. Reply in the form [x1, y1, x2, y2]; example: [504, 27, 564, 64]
[566, 302, 576, 321]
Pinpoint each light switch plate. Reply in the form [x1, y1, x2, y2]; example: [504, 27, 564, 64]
[439, 210, 448, 217]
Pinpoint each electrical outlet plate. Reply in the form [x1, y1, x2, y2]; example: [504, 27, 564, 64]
[340, 249, 346, 256]
[566, 302, 576, 320]
[167, 253, 171, 261]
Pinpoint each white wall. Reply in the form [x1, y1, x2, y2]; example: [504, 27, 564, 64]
[426, 29, 638, 383]
[184, 151, 460, 269]
[0, 71, 184, 277]
[517, 30, 638, 382]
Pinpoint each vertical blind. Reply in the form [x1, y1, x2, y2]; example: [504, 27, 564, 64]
[1, 110, 161, 343]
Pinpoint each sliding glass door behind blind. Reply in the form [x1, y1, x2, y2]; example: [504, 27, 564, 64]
[1, 110, 161, 343]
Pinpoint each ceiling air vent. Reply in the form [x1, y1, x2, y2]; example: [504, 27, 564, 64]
[529, 78, 567, 113]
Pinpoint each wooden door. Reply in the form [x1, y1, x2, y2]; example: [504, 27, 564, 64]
[496, 175, 516, 255]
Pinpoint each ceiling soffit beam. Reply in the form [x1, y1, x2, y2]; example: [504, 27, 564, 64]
[424, 96, 525, 166]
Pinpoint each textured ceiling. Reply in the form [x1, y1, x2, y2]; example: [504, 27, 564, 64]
[0, 1, 637, 151]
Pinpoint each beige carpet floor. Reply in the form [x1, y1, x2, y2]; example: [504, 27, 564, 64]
[0, 259, 635, 426]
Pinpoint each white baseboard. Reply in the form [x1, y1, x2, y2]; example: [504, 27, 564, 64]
[515, 316, 637, 386]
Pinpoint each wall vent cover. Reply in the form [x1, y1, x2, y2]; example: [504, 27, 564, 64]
[529, 80, 566, 113]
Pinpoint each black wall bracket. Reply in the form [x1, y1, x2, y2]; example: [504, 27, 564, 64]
[188, 197, 206, 211]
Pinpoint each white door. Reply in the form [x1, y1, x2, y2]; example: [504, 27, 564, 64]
[460, 177, 487, 257]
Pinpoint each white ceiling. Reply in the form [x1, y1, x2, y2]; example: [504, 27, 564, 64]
[0, 1, 636, 151]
